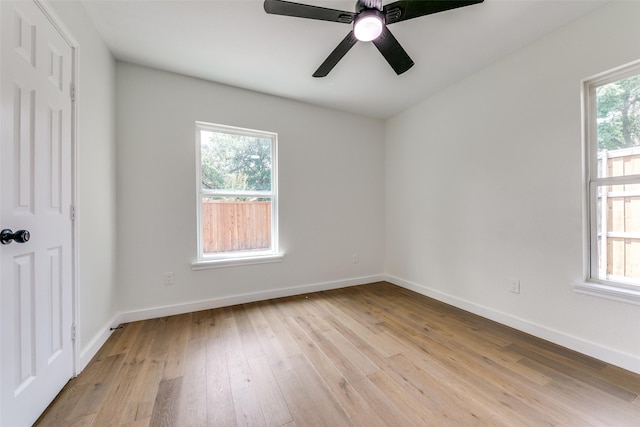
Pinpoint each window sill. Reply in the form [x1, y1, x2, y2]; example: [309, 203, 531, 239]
[573, 280, 640, 306]
[191, 253, 284, 270]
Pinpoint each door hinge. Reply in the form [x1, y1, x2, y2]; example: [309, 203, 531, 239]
[70, 83, 76, 101]
[71, 324, 77, 341]
[70, 205, 76, 221]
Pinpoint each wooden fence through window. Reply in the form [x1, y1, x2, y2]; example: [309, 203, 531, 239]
[597, 147, 640, 282]
[202, 200, 271, 253]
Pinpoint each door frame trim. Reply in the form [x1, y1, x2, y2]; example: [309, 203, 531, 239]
[33, 0, 81, 376]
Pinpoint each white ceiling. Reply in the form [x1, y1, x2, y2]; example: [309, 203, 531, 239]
[81, 0, 606, 119]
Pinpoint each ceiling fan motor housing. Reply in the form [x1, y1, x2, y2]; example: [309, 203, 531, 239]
[357, 0, 383, 12]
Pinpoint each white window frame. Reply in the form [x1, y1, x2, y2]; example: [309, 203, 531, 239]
[191, 121, 282, 270]
[575, 61, 640, 304]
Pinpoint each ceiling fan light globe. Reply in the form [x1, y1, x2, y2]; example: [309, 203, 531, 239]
[354, 13, 383, 42]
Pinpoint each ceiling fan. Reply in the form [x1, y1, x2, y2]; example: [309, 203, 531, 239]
[264, 0, 484, 77]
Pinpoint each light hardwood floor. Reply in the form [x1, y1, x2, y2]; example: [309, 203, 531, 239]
[36, 282, 640, 426]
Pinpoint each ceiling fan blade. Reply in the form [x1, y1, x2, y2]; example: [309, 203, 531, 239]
[372, 26, 414, 75]
[383, 0, 483, 25]
[264, 0, 355, 23]
[313, 31, 358, 77]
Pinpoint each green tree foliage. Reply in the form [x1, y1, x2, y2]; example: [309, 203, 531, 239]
[201, 131, 272, 192]
[596, 75, 640, 151]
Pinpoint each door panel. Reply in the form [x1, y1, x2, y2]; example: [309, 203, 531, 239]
[1, 1, 75, 426]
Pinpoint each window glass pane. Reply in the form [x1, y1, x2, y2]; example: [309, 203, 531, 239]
[201, 196, 272, 255]
[200, 130, 272, 191]
[595, 182, 640, 284]
[596, 75, 640, 178]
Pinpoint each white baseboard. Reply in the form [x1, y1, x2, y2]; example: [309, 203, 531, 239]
[385, 274, 640, 375]
[114, 274, 385, 326]
[79, 315, 120, 372]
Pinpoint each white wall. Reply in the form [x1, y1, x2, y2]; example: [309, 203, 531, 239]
[386, 1, 640, 372]
[115, 63, 385, 316]
[48, 1, 117, 365]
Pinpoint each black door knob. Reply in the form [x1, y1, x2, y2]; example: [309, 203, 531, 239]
[1, 229, 30, 245]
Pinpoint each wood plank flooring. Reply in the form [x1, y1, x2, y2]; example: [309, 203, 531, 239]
[36, 282, 640, 426]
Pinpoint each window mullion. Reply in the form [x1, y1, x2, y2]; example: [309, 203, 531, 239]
[591, 175, 640, 186]
[201, 189, 274, 198]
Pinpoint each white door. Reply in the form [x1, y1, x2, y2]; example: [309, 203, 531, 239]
[0, 1, 75, 426]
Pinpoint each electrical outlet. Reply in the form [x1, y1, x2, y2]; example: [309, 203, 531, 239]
[509, 278, 520, 294]
[164, 272, 174, 286]
[352, 253, 359, 264]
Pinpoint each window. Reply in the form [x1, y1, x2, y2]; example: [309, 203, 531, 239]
[578, 62, 640, 303]
[193, 122, 281, 269]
